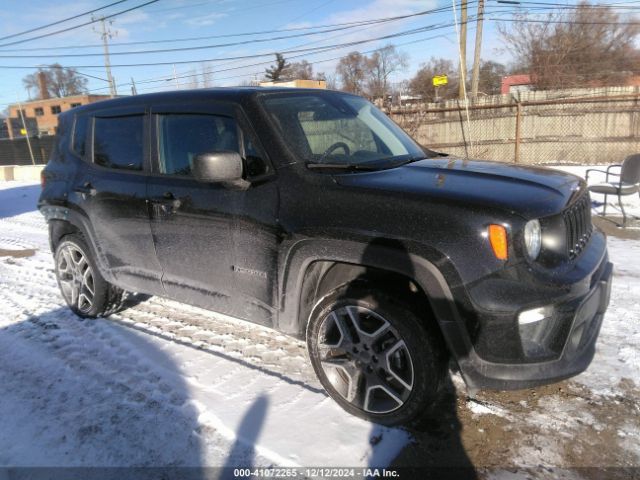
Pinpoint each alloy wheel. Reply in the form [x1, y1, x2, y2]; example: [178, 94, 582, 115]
[57, 244, 95, 314]
[316, 305, 414, 414]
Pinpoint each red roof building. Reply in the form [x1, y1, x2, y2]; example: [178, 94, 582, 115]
[501, 74, 533, 94]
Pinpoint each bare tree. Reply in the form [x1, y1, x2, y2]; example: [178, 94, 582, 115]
[265, 53, 291, 81]
[320, 72, 337, 90]
[186, 68, 200, 89]
[365, 44, 409, 102]
[409, 57, 459, 102]
[23, 64, 88, 99]
[498, 2, 640, 89]
[336, 51, 367, 94]
[287, 60, 314, 80]
[477, 60, 507, 95]
[201, 63, 214, 87]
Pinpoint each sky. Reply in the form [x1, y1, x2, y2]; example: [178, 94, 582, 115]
[0, 0, 509, 109]
[0, 0, 631, 111]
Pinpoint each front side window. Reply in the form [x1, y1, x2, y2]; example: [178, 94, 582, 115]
[262, 93, 424, 166]
[157, 114, 239, 176]
[243, 135, 269, 177]
[94, 115, 144, 171]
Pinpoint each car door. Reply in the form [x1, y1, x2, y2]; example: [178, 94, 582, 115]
[147, 102, 279, 325]
[72, 106, 164, 296]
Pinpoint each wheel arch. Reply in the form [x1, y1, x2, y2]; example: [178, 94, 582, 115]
[44, 208, 115, 284]
[49, 219, 81, 252]
[276, 238, 466, 341]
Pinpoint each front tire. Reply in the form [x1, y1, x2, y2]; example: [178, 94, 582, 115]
[54, 234, 125, 318]
[307, 284, 446, 426]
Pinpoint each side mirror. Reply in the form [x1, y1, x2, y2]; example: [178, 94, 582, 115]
[192, 151, 247, 188]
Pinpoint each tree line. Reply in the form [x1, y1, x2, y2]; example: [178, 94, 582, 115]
[261, 2, 640, 103]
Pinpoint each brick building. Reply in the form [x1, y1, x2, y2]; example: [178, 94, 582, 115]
[6, 94, 111, 138]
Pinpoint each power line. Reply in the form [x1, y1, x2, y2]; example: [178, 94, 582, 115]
[0, 5, 462, 53]
[0, 20, 474, 69]
[282, 0, 337, 26]
[0, 0, 130, 42]
[146, 0, 219, 13]
[489, 17, 640, 25]
[92, 26, 472, 93]
[496, 0, 640, 7]
[135, 7, 392, 88]
[0, 19, 444, 59]
[0, 0, 160, 48]
[125, 33, 462, 94]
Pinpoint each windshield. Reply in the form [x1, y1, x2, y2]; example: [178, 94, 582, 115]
[261, 93, 425, 166]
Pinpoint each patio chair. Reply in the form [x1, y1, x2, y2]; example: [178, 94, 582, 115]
[586, 154, 640, 227]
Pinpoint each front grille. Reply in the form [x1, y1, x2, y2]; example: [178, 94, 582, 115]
[563, 191, 593, 259]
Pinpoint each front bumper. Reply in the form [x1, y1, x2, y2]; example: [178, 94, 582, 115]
[443, 239, 613, 391]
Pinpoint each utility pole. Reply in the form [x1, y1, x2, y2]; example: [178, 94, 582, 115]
[94, 16, 117, 98]
[15, 93, 35, 165]
[173, 64, 179, 89]
[470, 0, 485, 98]
[131, 77, 138, 95]
[458, 0, 468, 99]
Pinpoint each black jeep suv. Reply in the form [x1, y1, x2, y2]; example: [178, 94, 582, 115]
[39, 88, 612, 425]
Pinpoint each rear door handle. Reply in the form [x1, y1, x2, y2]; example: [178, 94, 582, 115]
[74, 182, 96, 197]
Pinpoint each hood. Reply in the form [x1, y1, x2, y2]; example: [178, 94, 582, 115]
[333, 157, 585, 219]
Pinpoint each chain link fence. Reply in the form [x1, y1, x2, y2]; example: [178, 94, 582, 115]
[392, 92, 640, 165]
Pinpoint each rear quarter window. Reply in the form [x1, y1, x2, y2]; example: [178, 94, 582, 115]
[72, 115, 88, 157]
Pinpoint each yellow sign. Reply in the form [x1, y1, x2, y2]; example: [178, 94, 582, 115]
[432, 75, 448, 87]
[20, 128, 27, 135]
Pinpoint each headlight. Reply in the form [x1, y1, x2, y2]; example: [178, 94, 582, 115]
[524, 219, 542, 260]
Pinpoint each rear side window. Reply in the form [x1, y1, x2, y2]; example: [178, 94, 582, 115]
[94, 115, 144, 171]
[157, 114, 238, 176]
[72, 115, 88, 157]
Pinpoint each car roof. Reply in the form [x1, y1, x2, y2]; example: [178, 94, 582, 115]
[63, 87, 351, 118]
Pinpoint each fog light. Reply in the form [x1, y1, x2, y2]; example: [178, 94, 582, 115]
[518, 305, 556, 359]
[518, 305, 554, 325]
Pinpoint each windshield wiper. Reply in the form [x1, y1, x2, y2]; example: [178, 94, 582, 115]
[423, 148, 449, 158]
[306, 162, 381, 171]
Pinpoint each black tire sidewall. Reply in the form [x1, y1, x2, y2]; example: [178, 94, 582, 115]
[307, 284, 445, 426]
[54, 234, 110, 318]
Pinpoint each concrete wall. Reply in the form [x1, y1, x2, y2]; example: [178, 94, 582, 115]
[0, 164, 45, 182]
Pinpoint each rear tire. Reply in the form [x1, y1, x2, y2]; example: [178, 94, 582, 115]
[54, 234, 125, 318]
[307, 283, 446, 426]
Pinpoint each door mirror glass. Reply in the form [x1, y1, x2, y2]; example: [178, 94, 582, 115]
[192, 151, 244, 184]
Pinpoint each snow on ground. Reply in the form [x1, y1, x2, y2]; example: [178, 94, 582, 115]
[551, 165, 640, 393]
[573, 238, 640, 396]
[1, 166, 639, 475]
[0, 182, 409, 471]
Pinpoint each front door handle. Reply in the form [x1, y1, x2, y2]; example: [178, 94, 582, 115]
[149, 192, 182, 215]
